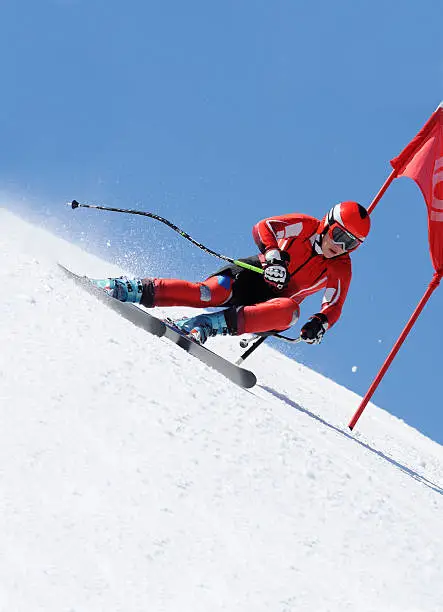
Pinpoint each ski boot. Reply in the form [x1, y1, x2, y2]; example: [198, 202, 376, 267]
[173, 311, 230, 344]
[90, 277, 144, 303]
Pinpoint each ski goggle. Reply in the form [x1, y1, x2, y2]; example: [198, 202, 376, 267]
[329, 223, 361, 251]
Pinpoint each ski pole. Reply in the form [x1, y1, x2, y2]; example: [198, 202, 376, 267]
[69, 200, 264, 276]
[236, 336, 267, 365]
[236, 334, 301, 365]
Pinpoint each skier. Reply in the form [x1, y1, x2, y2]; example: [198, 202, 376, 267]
[93, 201, 370, 345]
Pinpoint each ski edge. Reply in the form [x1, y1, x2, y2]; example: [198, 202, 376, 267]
[57, 264, 166, 337]
[162, 322, 257, 389]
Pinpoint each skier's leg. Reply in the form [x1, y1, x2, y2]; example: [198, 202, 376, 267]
[173, 298, 300, 344]
[90, 274, 234, 306]
[141, 255, 265, 308]
[240, 298, 300, 334]
[140, 275, 234, 308]
[90, 255, 264, 307]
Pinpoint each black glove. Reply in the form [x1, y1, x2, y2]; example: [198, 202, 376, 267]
[263, 249, 289, 290]
[300, 313, 329, 344]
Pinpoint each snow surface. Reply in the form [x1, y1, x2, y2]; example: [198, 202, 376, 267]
[1, 208, 442, 612]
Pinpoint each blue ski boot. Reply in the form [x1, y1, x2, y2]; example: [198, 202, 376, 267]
[173, 311, 230, 344]
[90, 277, 144, 303]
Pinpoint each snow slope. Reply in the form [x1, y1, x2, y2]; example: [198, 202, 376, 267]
[1, 208, 442, 612]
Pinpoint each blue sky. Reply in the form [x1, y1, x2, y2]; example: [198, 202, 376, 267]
[2, 0, 443, 442]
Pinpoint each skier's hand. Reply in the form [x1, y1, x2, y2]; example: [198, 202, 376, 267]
[300, 314, 328, 344]
[263, 249, 289, 290]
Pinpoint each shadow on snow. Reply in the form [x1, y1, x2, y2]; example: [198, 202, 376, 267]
[260, 384, 443, 497]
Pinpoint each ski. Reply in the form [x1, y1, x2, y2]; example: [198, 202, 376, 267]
[58, 264, 166, 336]
[58, 264, 257, 389]
[161, 319, 257, 388]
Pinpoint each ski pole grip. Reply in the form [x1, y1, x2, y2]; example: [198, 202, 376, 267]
[233, 260, 264, 275]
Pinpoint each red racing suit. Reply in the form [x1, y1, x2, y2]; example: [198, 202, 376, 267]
[144, 213, 352, 336]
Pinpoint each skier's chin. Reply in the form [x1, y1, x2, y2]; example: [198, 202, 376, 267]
[323, 245, 344, 258]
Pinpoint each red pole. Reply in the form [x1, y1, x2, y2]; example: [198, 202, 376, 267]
[348, 272, 442, 430]
[367, 168, 398, 214]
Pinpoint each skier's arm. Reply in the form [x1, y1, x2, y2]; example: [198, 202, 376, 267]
[252, 213, 308, 253]
[318, 258, 352, 327]
[300, 258, 352, 343]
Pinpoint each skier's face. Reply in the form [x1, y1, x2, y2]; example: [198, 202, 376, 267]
[322, 232, 346, 258]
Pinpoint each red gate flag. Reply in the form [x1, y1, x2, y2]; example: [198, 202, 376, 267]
[390, 103, 443, 272]
[348, 103, 443, 431]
